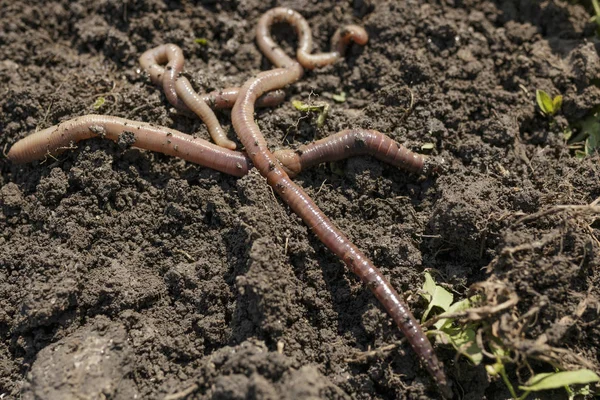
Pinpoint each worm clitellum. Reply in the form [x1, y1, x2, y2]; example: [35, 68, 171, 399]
[139, 44, 286, 150]
[233, 7, 452, 398]
[6, 116, 432, 180]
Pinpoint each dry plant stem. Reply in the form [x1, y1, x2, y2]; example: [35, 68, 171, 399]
[6, 115, 250, 176]
[6, 115, 431, 179]
[237, 8, 452, 398]
[139, 44, 285, 150]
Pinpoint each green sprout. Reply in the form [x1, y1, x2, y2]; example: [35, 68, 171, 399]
[92, 97, 106, 110]
[421, 272, 600, 400]
[332, 91, 347, 103]
[194, 37, 209, 46]
[566, 107, 600, 158]
[292, 99, 330, 128]
[536, 89, 562, 117]
[590, 0, 600, 28]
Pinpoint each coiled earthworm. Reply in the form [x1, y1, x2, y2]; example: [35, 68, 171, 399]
[255, 7, 368, 70]
[139, 44, 286, 150]
[6, 115, 431, 180]
[233, 8, 453, 398]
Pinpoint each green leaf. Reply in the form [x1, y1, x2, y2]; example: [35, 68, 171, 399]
[486, 361, 504, 377]
[421, 143, 435, 150]
[434, 294, 481, 329]
[519, 369, 600, 392]
[420, 272, 454, 322]
[552, 95, 562, 112]
[586, 133, 600, 155]
[536, 90, 554, 115]
[332, 91, 346, 103]
[92, 97, 105, 110]
[437, 327, 483, 365]
[194, 38, 208, 46]
[292, 100, 329, 128]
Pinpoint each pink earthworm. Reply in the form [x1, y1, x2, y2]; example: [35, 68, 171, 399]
[6, 116, 432, 178]
[255, 7, 368, 70]
[139, 44, 286, 150]
[138, 44, 285, 110]
[202, 87, 286, 110]
[6, 115, 250, 176]
[233, 8, 452, 398]
[273, 129, 437, 176]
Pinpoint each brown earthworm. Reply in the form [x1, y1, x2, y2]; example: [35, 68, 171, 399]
[202, 87, 286, 110]
[139, 44, 285, 150]
[273, 129, 434, 177]
[255, 7, 368, 70]
[232, 8, 452, 398]
[6, 116, 432, 180]
[6, 115, 250, 176]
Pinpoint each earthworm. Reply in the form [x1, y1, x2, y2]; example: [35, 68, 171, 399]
[6, 115, 250, 176]
[6, 116, 432, 179]
[138, 44, 285, 110]
[255, 7, 368, 70]
[202, 87, 286, 110]
[233, 8, 453, 397]
[273, 129, 434, 176]
[139, 44, 285, 150]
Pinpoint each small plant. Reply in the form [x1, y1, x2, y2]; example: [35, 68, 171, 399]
[566, 107, 600, 158]
[194, 37, 209, 46]
[332, 91, 347, 103]
[589, 0, 600, 29]
[536, 89, 562, 117]
[421, 272, 600, 399]
[92, 96, 106, 110]
[292, 99, 330, 128]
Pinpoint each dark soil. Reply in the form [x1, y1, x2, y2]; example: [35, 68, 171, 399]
[1, 0, 600, 399]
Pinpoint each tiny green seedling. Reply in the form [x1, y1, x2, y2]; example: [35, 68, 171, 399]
[92, 97, 106, 110]
[421, 273, 600, 399]
[292, 99, 330, 128]
[420, 272, 483, 364]
[194, 37, 209, 46]
[536, 89, 562, 116]
[332, 91, 346, 103]
[566, 107, 600, 158]
[590, 0, 600, 28]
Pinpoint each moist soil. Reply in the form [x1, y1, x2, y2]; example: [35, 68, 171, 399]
[1, 1, 600, 399]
